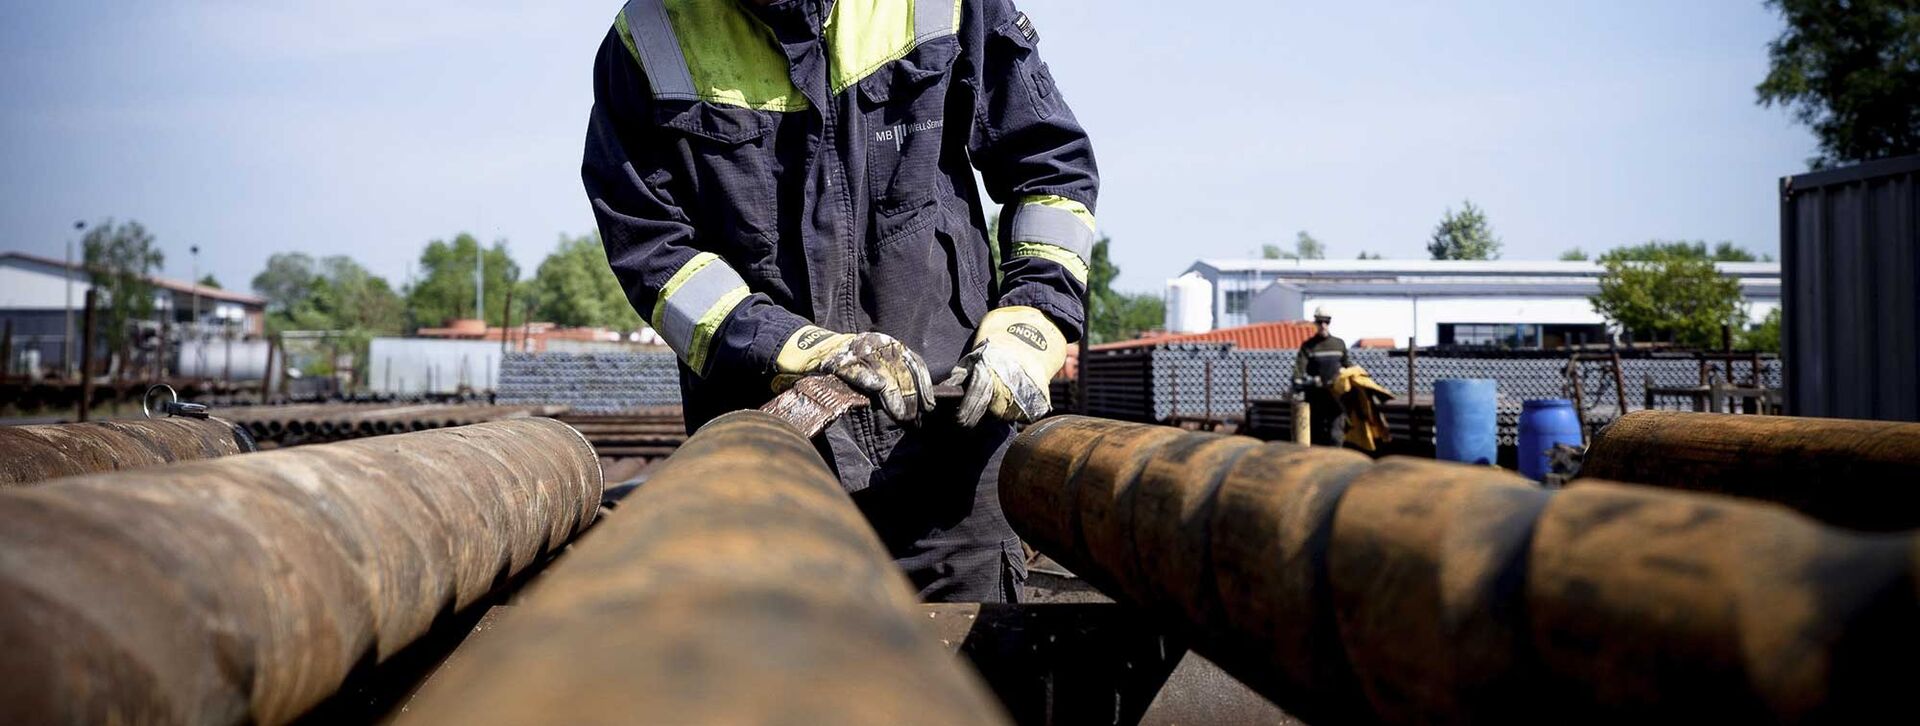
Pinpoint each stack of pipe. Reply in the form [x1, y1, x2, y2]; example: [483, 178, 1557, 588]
[1001, 416, 1919, 724]
[557, 410, 689, 459]
[0, 417, 254, 486]
[400, 411, 1007, 725]
[219, 403, 569, 446]
[1583, 411, 1920, 530]
[0, 418, 602, 725]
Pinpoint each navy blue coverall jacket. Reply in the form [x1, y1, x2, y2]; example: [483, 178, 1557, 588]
[583, 0, 1099, 602]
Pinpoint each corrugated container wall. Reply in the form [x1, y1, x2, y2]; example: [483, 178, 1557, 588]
[1781, 154, 1920, 421]
[367, 338, 505, 395]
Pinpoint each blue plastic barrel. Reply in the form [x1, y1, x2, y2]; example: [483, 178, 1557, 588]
[1434, 379, 1497, 465]
[1517, 399, 1583, 481]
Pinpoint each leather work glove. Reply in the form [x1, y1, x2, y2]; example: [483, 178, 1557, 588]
[774, 326, 936, 424]
[943, 306, 1068, 427]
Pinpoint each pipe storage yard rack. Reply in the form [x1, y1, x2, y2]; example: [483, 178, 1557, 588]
[495, 350, 683, 412]
[1081, 343, 1782, 450]
[4, 397, 1920, 723]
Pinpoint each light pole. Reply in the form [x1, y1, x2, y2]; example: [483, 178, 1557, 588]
[190, 245, 201, 335]
[474, 245, 484, 322]
[64, 220, 84, 379]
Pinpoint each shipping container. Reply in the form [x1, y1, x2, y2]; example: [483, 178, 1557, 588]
[1780, 154, 1920, 421]
[367, 338, 505, 395]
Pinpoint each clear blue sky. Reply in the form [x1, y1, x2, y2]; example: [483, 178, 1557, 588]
[0, 1, 1815, 294]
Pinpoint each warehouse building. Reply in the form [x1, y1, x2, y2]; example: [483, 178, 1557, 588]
[1, 251, 267, 373]
[1168, 259, 1781, 348]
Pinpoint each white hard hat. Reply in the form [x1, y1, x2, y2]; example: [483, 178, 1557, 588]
[1313, 306, 1332, 321]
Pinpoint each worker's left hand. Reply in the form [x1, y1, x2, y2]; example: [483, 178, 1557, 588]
[942, 306, 1068, 427]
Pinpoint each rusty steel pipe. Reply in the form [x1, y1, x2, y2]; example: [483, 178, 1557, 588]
[1002, 416, 1920, 724]
[1582, 411, 1920, 530]
[400, 410, 1007, 726]
[0, 417, 256, 486]
[0, 418, 601, 725]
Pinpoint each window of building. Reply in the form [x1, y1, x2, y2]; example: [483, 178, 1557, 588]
[1439, 323, 1542, 348]
[1224, 290, 1250, 315]
[1541, 324, 1610, 348]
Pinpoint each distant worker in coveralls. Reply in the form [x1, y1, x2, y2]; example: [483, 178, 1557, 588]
[583, 0, 1098, 603]
[1292, 307, 1351, 445]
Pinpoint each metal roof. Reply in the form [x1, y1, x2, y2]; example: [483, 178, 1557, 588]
[1091, 320, 1319, 351]
[1187, 258, 1780, 278]
[2, 251, 267, 306]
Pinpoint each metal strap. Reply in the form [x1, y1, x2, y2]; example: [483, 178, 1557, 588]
[1011, 203, 1095, 263]
[623, 0, 699, 100]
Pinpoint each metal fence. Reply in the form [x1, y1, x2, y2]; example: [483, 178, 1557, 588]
[1083, 344, 1782, 444]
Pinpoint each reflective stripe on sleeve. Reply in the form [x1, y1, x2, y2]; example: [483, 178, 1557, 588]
[914, 0, 961, 43]
[621, 0, 699, 101]
[1009, 195, 1095, 283]
[1012, 242, 1090, 285]
[651, 253, 751, 375]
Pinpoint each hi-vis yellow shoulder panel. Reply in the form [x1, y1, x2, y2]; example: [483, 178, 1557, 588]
[826, 0, 961, 93]
[619, 0, 808, 111]
[618, 0, 961, 110]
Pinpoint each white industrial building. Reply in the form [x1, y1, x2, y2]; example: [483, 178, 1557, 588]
[1167, 259, 1781, 348]
[2, 251, 268, 374]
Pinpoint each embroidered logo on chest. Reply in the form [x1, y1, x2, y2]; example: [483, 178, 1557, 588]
[873, 118, 945, 151]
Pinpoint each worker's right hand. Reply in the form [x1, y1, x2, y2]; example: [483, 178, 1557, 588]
[773, 326, 935, 425]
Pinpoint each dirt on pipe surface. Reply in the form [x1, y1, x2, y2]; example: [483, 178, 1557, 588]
[0, 418, 602, 725]
[1582, 410, 1920, 530]
[0, 416, 255, 486]
[1002, 415, 1920, 724]
[398, 410, 1008, 726]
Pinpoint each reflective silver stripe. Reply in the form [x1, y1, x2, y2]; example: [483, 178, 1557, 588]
[657, 258, 748, 364]
[1010, 204, 1094, 262]
[622, 0, 698, 101]
[914, 0, 958, 42]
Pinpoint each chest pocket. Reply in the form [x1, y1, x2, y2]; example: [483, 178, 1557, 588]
[858, 40, 959, 237]
[651, 102, 784, 276]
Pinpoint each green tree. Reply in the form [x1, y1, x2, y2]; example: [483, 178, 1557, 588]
[407, 233, 521, 328]
[1428, 200, 1502, 260]
[1602, 240, 1762, 263]
[297, 257, 406, 334]
[1356, 251, 1383, 260]
[1294, 231, 1325, 260]
[80, 220, 164, 352]
[1742, 308, 1783, 353]
[1757, 0, 1920, 167]
[252, 253, 318, 315]
[1085, 236, 1164, 344]
[1590, 244, 1749, 348]
[1559, 248, 1590, 261]
[1261, 231, 1326, 261]
[271, 256, 406, 377]
[197, 274, 222, 289]
[532, 234, 646, 330]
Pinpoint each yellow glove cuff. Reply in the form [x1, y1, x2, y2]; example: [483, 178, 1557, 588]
[775, 326, 853, 375]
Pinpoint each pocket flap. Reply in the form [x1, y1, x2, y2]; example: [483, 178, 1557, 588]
[652, 102, 772, 145]
[856, 40, 959, 105]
